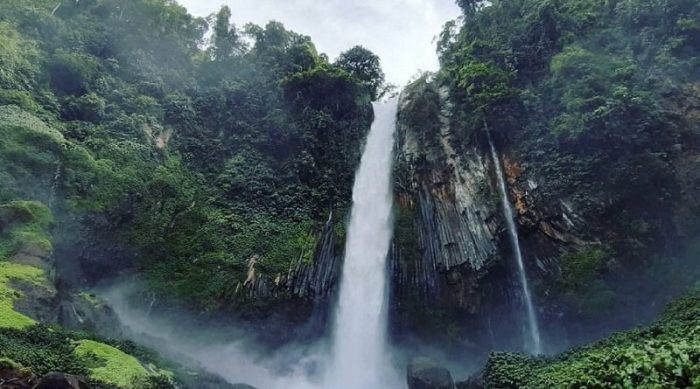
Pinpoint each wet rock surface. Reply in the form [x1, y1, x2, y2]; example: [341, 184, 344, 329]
[10, 278, 59, 325]
[35, 372, 88, 389]
[59, 292, 123, 338]
[407, 357, 455, 389]
[391, 83, 505, 314]
[230, 384, 259, 389]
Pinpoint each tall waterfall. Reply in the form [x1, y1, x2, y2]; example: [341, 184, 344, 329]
[488, 134, 543, 355]
[327, 99, 399, 388]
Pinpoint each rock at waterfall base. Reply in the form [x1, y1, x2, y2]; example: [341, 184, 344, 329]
[407, 357, 455, 389]
[35, 372, 88, 389]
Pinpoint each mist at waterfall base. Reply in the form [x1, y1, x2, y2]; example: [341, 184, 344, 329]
[103, 284, 325, 389]
[100, 99, 403, 389]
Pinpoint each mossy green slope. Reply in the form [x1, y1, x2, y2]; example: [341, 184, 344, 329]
[74, 339, 153, 388]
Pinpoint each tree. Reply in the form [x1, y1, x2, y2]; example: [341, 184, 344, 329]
[456, 61, 516, 110]
[335, 45, 386, 100]
[456, 0, 488, 16]
[211, 5, 243, 60]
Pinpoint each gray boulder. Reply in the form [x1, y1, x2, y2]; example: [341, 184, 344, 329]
[35, 372, 88, 389]
[407, 357, 454, 389]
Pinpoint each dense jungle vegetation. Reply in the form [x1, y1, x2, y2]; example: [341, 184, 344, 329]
[0, 1, 388, 385]
[0, 0, 385, 313]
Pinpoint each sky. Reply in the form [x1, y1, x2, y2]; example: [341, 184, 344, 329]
[177, 0, 462, 87]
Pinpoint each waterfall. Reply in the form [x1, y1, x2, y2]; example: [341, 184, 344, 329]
[327, 99, 399, 388]
[488, 134, 543, 355]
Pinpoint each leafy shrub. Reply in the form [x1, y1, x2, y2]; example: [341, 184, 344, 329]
[0, 325, 88, 376]
[0, 200, 53, 258]
[61, 93, 106, 122]
[48, 51, 100, 95]
[481, 288, 700, 388]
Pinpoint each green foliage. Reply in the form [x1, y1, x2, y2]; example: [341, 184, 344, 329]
[396, 75, 443, 163]
[456, 61, 517, 110]
[482, 288, 700, 388]
[48, 50, 100, 96]
[543, 246, 616, 317]
[438, 0, 700, 312]
[0, 325, 89, 376]
[0, 0, 377, 316]
[0, 89, 40, 112]
[0, 324, 177, 388]
[210, 6, 245, 61]
[335, 45, 387, 100]
[0, 22, 39, 91]
[0, 201, 53, 258]
[62, 93, 107, 122]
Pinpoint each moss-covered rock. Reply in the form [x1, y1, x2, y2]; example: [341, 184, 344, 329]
[73, 340, 153, 388]
[0, 261, 52, 329]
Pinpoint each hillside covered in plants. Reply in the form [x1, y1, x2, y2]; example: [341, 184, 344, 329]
[0, 0, 386, 316]
[0, 0, 384, 386]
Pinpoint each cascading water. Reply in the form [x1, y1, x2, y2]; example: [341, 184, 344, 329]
[327, 99, 399, 388]
[488, 133, 543, 355]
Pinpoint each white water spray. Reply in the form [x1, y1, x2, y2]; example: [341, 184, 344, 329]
[327, 99, 400, 388]
[488, 133, 542, 355]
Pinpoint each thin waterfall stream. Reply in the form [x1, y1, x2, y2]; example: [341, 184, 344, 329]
[488, 133, 543, 355]
[327, 98, 400, 388]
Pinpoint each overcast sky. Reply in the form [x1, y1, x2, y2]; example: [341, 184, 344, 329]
[177, 0, 461, 87]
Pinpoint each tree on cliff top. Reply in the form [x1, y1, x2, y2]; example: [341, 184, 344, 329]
[335, 45, 386, 100]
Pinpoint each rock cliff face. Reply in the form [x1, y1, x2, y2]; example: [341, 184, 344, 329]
[391, 82, 500, 307]
[389, 76, 700, 356]
[237, 213, 341, 302]
[389, 78, 522, 354]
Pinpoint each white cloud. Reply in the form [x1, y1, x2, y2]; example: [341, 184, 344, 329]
[176, 0, 461, 87]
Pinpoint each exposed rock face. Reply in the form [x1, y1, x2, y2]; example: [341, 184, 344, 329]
[389, 78, 522, 354]
[35, 372, 88, 389]
[59, 292, 123, 338]
[407, 357, 455, 389]
[391, 83, 501, 309]
[238, 213, 341, 302]
[391, 74, 700, 357]
[11, 278, 59, 325]
[0, 362, 36, 389]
